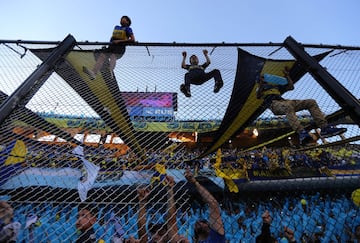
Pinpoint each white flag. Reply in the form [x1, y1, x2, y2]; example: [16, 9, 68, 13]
[72, 145, 84, 158]
[78, 158, 100, 202]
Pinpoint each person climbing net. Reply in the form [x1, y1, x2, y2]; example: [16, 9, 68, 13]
[180, 49, 223, 97]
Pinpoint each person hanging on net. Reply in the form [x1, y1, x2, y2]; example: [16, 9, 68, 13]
[83, 15, 135, 80]
[256, 67, 347, 145]
[180, 49, 223, 97]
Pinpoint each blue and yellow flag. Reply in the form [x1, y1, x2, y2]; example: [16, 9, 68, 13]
[213, 149, 239, 193]
[30, 49, 147, 161]
[201, 49, 331, 157]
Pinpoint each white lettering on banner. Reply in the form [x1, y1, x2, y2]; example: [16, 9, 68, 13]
[143, 107, 174, 116]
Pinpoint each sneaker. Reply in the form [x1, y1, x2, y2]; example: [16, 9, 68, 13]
[180, 84, 191, 97]
[320, 126, 347, 138]
[83, 66, 96, 80]
[299, 130, 314, 145]
[214, 80, 223, 93]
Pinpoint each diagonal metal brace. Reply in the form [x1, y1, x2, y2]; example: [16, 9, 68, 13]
[284, 35, 360, 126]
[0, 34, 76, 125]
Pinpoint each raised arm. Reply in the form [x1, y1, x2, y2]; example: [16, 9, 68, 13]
[136, 185, 150, 243]
[181, 51, 188, 69]
[184, 169, 224, 236]
[283, 67, 294, 91]
[256, 75, 266, 99]
[256, 210, 273, 242]
[165, 175, 187, 243]
[202, 49, 211, 67]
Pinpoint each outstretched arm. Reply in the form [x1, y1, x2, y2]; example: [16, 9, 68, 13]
[256, 76, 265, 99]
[181, 51, 187, 69]
[184, 169, 224, 236]
[137, 185, 150, 243]
[203, 49, 211, 67]
[165, 175, 186, 243]
[283, 67, 294, 91]
[256, 210, 273, 242]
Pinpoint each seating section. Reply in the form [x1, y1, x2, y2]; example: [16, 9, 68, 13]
[10, 192, 360, 242]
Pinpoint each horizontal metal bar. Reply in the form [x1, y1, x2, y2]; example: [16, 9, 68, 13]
[1, 39, 360, 50]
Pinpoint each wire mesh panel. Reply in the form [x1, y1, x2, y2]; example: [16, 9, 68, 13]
[0, 38, 360, 242]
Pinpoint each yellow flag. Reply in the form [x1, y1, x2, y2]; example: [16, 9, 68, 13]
[163, 143, 178, 154]
[214, 148, 222, 167]
[5, 140, 27, 165]
[155, 163, 167, 175]
[150, 163, 167, 186]
[214, 149, 239, 193]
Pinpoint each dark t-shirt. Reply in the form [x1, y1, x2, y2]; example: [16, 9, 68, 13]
[184, 62, 209, 72]
[198, 228, 226, 243]
[256, 223, 276, 243]
[76, 228, 97, 243]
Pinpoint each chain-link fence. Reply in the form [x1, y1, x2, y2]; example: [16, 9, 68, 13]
[1, 36, 360, 242]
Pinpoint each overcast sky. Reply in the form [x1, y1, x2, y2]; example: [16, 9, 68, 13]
[1, 0, 359, 46]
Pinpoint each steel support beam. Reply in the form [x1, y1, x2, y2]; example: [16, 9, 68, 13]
[284, 36, 360, 126]
[0, 34, 76, 125]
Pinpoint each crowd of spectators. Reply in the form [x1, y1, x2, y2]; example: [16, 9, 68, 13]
[24, 143, 360, 173]
[2, 141, 360, 242]
[2, 190, 360, 242]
